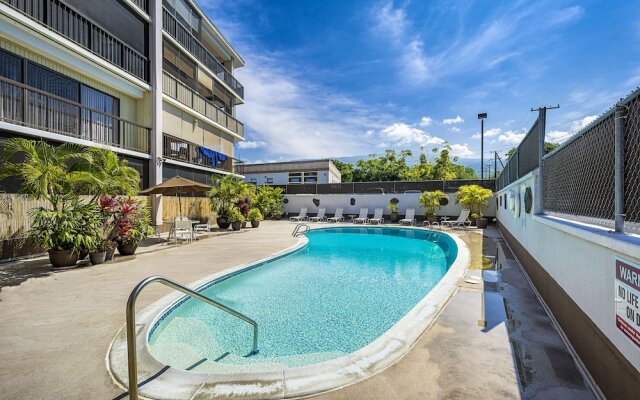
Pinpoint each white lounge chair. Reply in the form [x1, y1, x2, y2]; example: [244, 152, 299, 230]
[327, 208, 344, 223]
[422, 220, 441, 230]
[369, 208, 384, 224]
[309, 208, 327, 222]
[353, 208, 369, 224]
[399, 208, 416, 225]
[442, 209, 472, 228]
[290, 208, 308, 222]
[194, 216, 216, 235]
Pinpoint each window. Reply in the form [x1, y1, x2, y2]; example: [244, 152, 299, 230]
[163, 40, 198, 86]
[0, 49, 22, 81]
[81, 86, 119, 143]
[304, 172, 318, 183]
[288, 172, 303, 184]
[289, 171, 318, 184]
[27, 63, 79, 102]
[265, 177, 274, 184]
[164, 0, 200, 35]
[249, 178, 257, 183]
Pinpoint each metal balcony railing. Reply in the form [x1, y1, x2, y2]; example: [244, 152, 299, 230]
[1, 0, 149, 82]
[162, 71, 244, 137]
[163, 134, 243, 174]
[0, 76, 150, 153]
[162, 7, 244, 99]
[130, 0, 147, 13]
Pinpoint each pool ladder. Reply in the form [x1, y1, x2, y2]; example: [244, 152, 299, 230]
[125, 275, 258, 400]
[292, 223, 310, 237]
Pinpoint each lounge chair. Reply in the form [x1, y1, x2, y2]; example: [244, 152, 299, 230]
[194, 217, 216, 236]
[327, 208, 344, 223]
[290, 208, 308, 222]
[368, 208, 384, 224]
[442, 209, 472, 228]
[399, 208, 416, 225]
[353, 208, 369, 224]
[422, 220, 441, 230]
[309, 208, 327, 222]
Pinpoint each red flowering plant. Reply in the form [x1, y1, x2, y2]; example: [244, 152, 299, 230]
[113, 196, 153, 247]
[91, 195, 119, 252]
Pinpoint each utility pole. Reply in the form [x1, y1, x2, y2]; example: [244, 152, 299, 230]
[530, 104, 559, 214]
[494, 151, 497, 179]
[478, 113, 487, 179]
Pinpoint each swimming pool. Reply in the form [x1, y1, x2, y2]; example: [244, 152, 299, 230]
[147, 227, 457, 371]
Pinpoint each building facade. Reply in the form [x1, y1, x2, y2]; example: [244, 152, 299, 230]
[242, 160, 341, 186]
[0, 0, 245, 222]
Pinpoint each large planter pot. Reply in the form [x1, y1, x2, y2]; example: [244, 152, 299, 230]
[241, 221, 247, 229]
[427, 216, 438, 224]
[105, 245, 116, 261]
[231, 221, 242, 231]
[390, 212, 399, 223]
[217, 217, 230, 230]
[89, 251, 107, 265]
[476, 218, 489, 229]
[251, 220, 260, 228]
[78, 248, 90, 260]
[48, 249, 78, 268]
[117, 242, 138, 256]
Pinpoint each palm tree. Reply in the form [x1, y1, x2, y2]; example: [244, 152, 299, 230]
[0, 138, 94, 210]
[71, 148, 140, 200]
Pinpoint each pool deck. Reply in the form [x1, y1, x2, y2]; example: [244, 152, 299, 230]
[0, 222, 597, 399]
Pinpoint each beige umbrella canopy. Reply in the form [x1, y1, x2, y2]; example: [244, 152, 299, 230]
[140, 176, 211, 217]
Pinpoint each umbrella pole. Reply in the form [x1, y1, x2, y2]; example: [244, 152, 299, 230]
[178, 189, 182, 217]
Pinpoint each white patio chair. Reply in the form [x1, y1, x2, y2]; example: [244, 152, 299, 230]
[327, 208, 344, 223]
[194, 216, 216, 236]
[422, 220, 441, 230]
[174, 219, 193, 244]
[353, 208, 369, 224]
[399, 208, 416, 225]
[289, 208, 308, 222]
[368, 208, 384, 224]
[309, 208, 327, 222]
[442, 209, 472, 228]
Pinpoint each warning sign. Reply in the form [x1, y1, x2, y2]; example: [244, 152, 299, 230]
[615, 257, 640, 348]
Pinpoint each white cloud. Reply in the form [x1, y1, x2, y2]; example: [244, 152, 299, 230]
[498, 130, 526, 145]
[546, 115, 599, 144]
[442, 115, 464, 125]
[472, 127, 501, 139]
[570, 115, 598, 132]
[546, 130, 571, 144]
[237, 140, 265, 149]
[379, 123, 445, 146]
[449, 126, 461, 133]
[450, 144, 474, 158]
[419, 116, 434, 127]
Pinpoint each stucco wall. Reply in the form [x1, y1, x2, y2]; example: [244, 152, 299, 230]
[284, 193, 496, 218]
[496, 170, 640, 394]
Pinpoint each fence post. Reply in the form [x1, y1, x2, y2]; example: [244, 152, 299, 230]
[614, 105, 626, 233]
[534, 110, 546, 214]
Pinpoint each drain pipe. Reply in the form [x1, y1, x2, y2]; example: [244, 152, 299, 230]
[614, 104, 627, 233]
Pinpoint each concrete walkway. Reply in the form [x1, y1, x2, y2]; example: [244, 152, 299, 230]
[0, 222, 596, 399]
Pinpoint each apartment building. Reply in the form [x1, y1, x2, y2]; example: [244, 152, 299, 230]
[243, 159, 342, 185]
[0, 0, 245, 222]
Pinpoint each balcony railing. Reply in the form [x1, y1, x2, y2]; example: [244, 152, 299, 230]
[162, 7, 243, 99]
[0, 76, 150, 153]
[1, 0, 149, 82]
[162, 71, 244, 137]
[163, 134, 243, 174]
[130, 0, 147, 13]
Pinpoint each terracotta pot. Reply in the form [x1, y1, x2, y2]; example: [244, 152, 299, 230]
[89, 251, 107, 265]
[48, 249, 78, 268]
[251, 220, 260, 228]
[217, 217, 230, 230]
[231, 221, 242, 231]
[117, 242, 138, 256]
[476, 218, 489, 229]
[105, 245, 116, 261]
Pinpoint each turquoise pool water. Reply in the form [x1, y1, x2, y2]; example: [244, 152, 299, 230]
[148, 227, 457, 370]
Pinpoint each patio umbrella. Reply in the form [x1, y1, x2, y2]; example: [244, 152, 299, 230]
[140, 176, 211, 217]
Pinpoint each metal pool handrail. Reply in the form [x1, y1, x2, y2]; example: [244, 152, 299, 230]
[125, 275, 258, 400]
[292, 223, 310, 237]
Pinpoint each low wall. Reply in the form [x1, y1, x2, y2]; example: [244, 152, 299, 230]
[283, 193, 496, 219]
[496, 170, 640, 399]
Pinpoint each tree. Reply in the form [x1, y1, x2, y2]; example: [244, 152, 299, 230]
[207, 175, 252, 218]
[331, 159, 354, 182]
[71, 148, 140, 200]
[353, 149, 412, 182]
[454, 184, 493, 218]
[431, 145, 459, 180]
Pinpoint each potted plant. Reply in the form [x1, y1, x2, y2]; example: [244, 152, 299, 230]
[208, 175, 252, 229]
[254, 186, 284, 220]
[115, 197, 153, 256]
[29, 198, 98, 268]
[248, 208, 263, 228]
[454, 185, 493, 228]
[89, 239, 113, 265]
[419, 190, 448, 223]
[236, 196, 252, 228]
[227, 207, 244, 231]
[387, 201, 399, 223]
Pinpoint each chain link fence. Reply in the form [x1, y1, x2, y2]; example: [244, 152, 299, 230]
[271, 180, 496, 195]
[623, 91, 640, 233]
[496, 118, 540, 191]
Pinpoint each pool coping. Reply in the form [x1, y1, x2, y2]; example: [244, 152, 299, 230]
[107, 226, 470, 399]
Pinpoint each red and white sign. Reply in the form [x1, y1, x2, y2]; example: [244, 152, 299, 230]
[615, 257, 640, 349]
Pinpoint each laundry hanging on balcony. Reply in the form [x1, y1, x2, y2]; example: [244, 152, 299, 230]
[197, 146, 228, 168]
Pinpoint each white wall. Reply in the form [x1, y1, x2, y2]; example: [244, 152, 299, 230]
[284, 193, 496, 218]
[244, 171, 334, 185]
[496, 170, 640, 372]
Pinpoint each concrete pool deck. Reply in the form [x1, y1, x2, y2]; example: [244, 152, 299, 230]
[0, 222, 597, 399]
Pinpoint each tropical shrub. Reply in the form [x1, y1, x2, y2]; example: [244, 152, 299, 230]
[418, 190, 448, 217]
[208, 175, 252, 218]
[454, 185, 493, 218]
[247, 208, 263, 222]
[114, 197, 153, 246]
[387, 201, 399, 213]
[254, 186, 284, 219]
[227, 206, 245, 223]
[71, 148, 140, 199]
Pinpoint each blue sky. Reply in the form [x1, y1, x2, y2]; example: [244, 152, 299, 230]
[200, 0, 640, 164]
